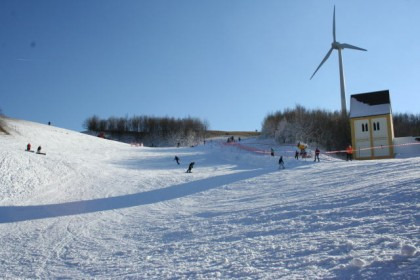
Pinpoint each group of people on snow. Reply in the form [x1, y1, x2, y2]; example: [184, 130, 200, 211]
[26, 143, 44, 154]
[174, 155, 195, 173]
[174, 141, 355, 174]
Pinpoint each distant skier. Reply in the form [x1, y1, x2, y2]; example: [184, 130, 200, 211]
[26, 143, 31, 151]
[314, 148, 320, 162]
[278, 156, 285, 169]
[346, 145, 353, 161]
[37, 146, 42, 153]
[186, 162, 195, 173]
[295, 150, 299, 160]
[270, 148, 275, 157]
[174, 156, 180, 165]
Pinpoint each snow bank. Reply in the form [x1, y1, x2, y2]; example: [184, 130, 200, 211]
[0, 118, 419, 279]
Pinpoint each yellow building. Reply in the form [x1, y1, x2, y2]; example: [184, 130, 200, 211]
[349, 90, 394, 159]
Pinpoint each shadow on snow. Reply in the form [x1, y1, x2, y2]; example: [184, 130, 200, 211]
[0, 168, 268, 224]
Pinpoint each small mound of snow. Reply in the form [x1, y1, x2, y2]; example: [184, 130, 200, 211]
[401, 244, 417, 257]
[349, 258, 366, 268]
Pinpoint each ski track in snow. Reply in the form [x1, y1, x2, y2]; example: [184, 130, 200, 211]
[0, 118, 419, 279]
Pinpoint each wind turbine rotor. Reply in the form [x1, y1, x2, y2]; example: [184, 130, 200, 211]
[310, 47, 333, 80]
[333, 6, 336, 42]
[340, 43, 367, 51]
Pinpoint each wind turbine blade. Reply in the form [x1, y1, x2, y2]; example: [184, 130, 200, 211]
[341, 43, 367, 51]
[310, 47, 334, 80]
[333, 6, 336, 42]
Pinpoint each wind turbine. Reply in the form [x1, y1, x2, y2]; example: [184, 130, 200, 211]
[310, 6, 367, 115]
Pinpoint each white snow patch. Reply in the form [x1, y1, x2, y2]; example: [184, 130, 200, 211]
[0, 118, 419, 279]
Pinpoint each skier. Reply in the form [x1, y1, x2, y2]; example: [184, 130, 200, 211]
[37, 146, 42, 154]
[174, 156, 180, 165]
[295, 150, 299, 160]
[186, 162, 195, 173]
[26, 143, 31, 151]
[278, 156, 285, 169]
[270, 148, 275, 157]
[346, 145, 353, 161]
[314, 147, 320, 162]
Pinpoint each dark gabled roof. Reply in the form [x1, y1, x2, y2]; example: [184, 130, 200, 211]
[350, 90, 392, 118]
[351, 90, 390, 106]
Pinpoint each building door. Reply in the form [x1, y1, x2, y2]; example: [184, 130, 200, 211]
[354, 119, 372, 158]
[371, 117, 390, 157]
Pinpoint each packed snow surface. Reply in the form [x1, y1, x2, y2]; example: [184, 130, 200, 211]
[1, 118, 419, 279]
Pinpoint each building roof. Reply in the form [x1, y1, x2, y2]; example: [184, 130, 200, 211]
[350, 90, 392, 118]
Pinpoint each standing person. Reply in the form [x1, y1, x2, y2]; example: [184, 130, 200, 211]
[314, 147, 320, 162]
[174, 156, 180, 165]
[278, 156, 285, 169]
[346, 145, 353, 161]
[186, 162, 195, 173]
[295, 150, 299, 160]
[270, 148, 275, 157]
[37, 146, 42, 154]
[26, 143, 31, 151]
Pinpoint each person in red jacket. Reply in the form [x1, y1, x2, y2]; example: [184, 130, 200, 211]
[346, 145, 353, 161]
[26, 143, 31, 151]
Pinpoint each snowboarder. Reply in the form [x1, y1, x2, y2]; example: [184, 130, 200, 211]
[26, 143, 31, 151]
[278, 156, 285, 169]
[346, 145, 353, 161]
[314, 148, 320, 162]
[186, 162, 195, 173]
[270, 148, 275, 157]
[174, 156, 180, 165]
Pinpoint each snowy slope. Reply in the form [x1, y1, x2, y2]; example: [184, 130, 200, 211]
[0, 118, 419, 279]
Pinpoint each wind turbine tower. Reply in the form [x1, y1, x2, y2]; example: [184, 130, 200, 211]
[310, 6, 367, 115]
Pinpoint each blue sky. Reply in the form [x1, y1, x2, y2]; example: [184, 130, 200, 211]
[1, 0, 419, 132]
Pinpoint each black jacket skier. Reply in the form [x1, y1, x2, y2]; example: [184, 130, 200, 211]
[278, 156, 285, 169]
[186, 162, 195, 173]
[174, 156, 180, 165]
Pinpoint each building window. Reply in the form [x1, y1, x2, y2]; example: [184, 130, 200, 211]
[377, 122, 380, 130]
[364, 123, 368, 132]
[373, 122, 380, 131]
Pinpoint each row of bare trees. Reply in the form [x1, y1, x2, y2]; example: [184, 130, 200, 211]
[393, 113, 420, 137]
[0, 108, 7, 134]
[261, 105, 420, 151]
[261, 105, 350, 150]
[83, 115, 209, 147]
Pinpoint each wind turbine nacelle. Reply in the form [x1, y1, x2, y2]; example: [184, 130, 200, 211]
[332, 41, 342, 49]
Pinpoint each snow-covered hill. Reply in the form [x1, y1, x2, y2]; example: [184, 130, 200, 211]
[0, 118, 419, 279]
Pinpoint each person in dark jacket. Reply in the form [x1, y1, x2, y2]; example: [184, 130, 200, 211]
[37, 146, 42, 153]
[186, 162, 195, 173]
[174, 156, 180, 165]
[295, 150, 299, 160]
[314, 148, 320, 162]
[278, 156, 285, 169]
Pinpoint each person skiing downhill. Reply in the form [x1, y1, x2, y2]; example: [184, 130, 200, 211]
[174, 156, 180, 165]
[278, 156, 285, 169]
[186, 162, 195, 173]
